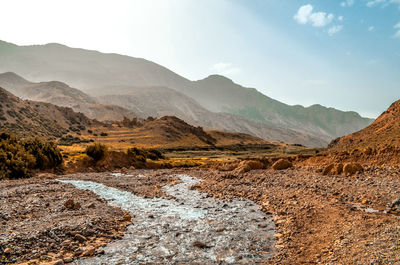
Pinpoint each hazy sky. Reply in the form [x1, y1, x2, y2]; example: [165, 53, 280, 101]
[1, 0, 399, 117]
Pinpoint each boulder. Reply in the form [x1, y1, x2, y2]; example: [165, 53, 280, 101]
[322, 164, 334, 175]
[272, 159, 292, 170]
[235, 160, 264, 174]
[343, 163, 363, 175]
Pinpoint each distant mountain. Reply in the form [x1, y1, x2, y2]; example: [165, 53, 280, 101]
[93, 86, 329, 147]
[329, 100, 400, 151]
[0, 72, 137, 121]
[0, 40, 373, 146]
[0, 87, 97, 139]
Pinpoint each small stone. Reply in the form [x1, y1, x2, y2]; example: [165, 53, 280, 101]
[51, 260, 64, 265]
[81, 247, 96, 257]
[64, 199, 81, 210]
[123, 213, 132, 222]
[74, 234, 87, 243]
[391, 198, 400, 208]
[192, 241, 210, 248]
[4, 247, 12, 254]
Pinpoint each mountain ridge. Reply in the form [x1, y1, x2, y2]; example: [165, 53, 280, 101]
[0, 40, 373, 147]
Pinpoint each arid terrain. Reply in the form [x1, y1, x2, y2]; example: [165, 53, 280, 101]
[2, 164, 400, 264]
[0, 24, 398, 265]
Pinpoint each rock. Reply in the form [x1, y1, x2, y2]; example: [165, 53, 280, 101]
[4, 247, 12, 254]
[129, 166, 136, 170]
[74, 234, 87, 243]
[391, 198, 400, 208]
[272, 159, 292, 170]
[123, 213, 132, 222]
[334, 163, 344, 175]
[235, 160, 264, 174]
[343, 163, 363, 175]
[192, 241, 210, 248]
[51, 260, 64, 265]
[81, 247, 96, 257]
[36, 173, 57, 179]
[64, 199, 81, 210]
[322, 164, 334, 175]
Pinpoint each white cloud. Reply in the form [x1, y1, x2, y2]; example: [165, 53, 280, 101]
[211, 62, 241, 75]
[294, 5, 334, 27]
[366, 0, 400, 9]
[340, 0, 355, 7]
[328, 25, 344, 36]
[368, 26, 375, 31]
[366, 0, 386, 7]
[394, 22, 400, 38]
[293, 4, 313, 24]
[338, 16, 344, 21]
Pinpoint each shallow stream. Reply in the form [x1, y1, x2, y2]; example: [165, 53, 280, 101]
[59, 174, 276, 264]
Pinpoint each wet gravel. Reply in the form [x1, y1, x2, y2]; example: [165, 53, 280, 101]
[60, 174, 276, 264]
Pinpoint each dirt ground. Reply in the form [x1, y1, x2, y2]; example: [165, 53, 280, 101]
[2, 166, 400, 264]
[190, 166, 400, 264]
[0, 175, 131, 265]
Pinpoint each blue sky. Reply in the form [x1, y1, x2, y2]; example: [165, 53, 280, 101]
[0, 0, 399, 117]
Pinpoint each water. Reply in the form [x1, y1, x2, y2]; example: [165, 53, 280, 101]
[59, 174, 276, 264]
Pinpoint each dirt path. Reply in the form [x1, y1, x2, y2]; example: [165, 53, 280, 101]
[59, 174, 276, 264]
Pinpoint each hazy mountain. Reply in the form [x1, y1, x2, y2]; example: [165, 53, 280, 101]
[94, 85, 329, 147]
[188, 75, 373, 139]
[0, 40, 373, 146]
[0, 72, 137, 121]
[0, 87, 97, 138]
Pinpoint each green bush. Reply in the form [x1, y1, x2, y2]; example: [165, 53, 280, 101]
[85, 143, 108, 161]
[127, 147, 164, 161]
[0, 132, 63, 180]
[23, 138, 63, 169]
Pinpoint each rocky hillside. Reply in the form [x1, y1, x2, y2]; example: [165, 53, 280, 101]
[0, 72, 137, 121]
[83, 116, 272, 149]
[0, 40, 373, 146]
[0, 87, 99, 139]
[329, 100, 400, 151]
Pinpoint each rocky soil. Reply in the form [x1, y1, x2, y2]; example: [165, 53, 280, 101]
[0, 175, 131, 264]
[2, 166, 400, 264]
[190, 166, 400, 264]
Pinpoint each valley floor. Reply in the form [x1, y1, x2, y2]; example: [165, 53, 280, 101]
[1, 167, 400, 264]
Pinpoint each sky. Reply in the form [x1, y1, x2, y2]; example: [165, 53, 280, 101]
[0, 0, 399, 118]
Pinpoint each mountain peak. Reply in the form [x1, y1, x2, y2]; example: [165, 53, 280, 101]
[0, 72, 30, 86]
[203, 74, 234, 83]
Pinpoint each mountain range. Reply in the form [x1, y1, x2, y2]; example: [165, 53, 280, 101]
[0, 40, 373, 147]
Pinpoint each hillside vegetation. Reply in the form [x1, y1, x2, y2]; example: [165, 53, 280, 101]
[0, 132, 62, 179]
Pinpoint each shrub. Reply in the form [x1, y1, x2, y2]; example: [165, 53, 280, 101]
[127, 147, 165, 161]
[85, 143, 108, 161]
[0, 132, 63, 179]
[146, 149, 165, 160]
[100, 132, 108, 136]
[23, 138, 63, 169]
